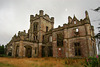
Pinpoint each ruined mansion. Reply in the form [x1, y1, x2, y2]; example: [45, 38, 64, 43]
[6, 10, 96, 58]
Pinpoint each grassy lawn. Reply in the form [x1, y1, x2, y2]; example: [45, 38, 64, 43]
[0, 62, 15, 67]
[0, 57, 85, 67]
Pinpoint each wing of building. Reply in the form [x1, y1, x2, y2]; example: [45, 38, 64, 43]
[6, 10, 96, 58]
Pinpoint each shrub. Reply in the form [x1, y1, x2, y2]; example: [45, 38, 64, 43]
[84, 55, 100, 67]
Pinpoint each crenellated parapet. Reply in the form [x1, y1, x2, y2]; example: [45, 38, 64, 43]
[18, 30, 27, 36]
[11, 30, 29, 42]
[30, 10, 54, 23]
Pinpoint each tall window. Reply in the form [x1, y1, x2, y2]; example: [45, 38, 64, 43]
[42, 35, 44, 41]
[46, 26, 48, 32]
[35, 47, 37, 54]
[34, 23, 38, 31]
[74, 43, 81, 56]
[34, 35, 38, 40]
[16, 46, 19, 57]
[36, 36, 38, 40]
[49, 36, 52, 42]
[74, 21, 76, 24]
[57, 33, 64, 47]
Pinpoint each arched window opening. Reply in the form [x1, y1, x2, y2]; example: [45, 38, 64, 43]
[16, 46, 19, 57]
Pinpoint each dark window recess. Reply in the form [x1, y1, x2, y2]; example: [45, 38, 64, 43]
[34, 23, 38, 31]
[35, 47, 36, 54]
[16, 46, 19, 57]
[46, 26, 48, 32]
[36, 36, 37, 40]
[43, 35, 44, 41]
[34, 36, 38, 41]
[57, 33, 64, 47]
[34, 36, 35, 40]
[74, 43, 81, 56]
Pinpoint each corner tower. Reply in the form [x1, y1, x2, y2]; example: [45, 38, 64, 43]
[28, 10, 54, 57]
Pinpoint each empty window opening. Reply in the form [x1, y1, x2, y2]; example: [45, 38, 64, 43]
[49, 36, 52, 42]
[35, 47, 37, 54]
[34, 36, 38, 40]
[57, 33, 64, 47]
[46, 26, 48, 32]
[34, 23, 38, 31]
[74, 43, 81, 56]
[76, 28, 79, 32]
[36, 36, 38, 40]
[74, 21, 76, 24]
[42, 35, 44, 42]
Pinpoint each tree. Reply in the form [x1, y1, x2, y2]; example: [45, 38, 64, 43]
[0, 45, 5, 54]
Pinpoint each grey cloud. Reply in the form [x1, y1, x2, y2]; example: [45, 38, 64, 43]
[0, 0, 100, 45]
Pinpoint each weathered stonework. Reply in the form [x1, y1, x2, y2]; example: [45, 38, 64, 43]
[6, 10, 96, 58]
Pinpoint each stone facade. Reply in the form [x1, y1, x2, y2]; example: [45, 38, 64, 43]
[6, 10, 96, 58]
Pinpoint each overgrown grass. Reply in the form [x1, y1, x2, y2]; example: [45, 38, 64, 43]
[0, 57, 85, 67]
[0, 62, 15, 67]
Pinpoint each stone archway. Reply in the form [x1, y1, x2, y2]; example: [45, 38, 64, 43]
[42, 46, 53, 57]
[16, 46, 19, 57]
[25, 45, 32, 58]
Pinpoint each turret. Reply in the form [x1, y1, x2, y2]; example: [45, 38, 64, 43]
[24, 30, 26, 33]
[51, 17, 54, 22]
[73, 15, 77, 20]
[30, 15, 34, 20]
[85, 11, 89, 19]
[39, 10, 44, 16]
[18, 31, 20, 36]
[35, 14, 39, 18]
[44, 14, 49, 19]
[68, 16, 72, 24]
[85, 11, 90, 23]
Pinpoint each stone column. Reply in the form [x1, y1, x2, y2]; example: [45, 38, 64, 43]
[32, 47, 35, 58]
[19, 41, 23, 58]
[63, 28, 69, 57]
[39, 43, 42, 57]
[12, 42, 16, 57]
[52, 41, 57, 57]
[63, 39, 68, 57]
[23, 46, 26, 57]
[52, 32, 57, 57]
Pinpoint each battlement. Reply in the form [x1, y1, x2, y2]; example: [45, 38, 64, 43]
[30, 10, 54, 23]
[18, 30, 27, 36]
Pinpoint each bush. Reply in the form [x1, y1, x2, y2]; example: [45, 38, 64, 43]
[84, 56, 100, 67]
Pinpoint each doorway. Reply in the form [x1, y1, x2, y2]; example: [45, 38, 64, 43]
[25, 46, 32, 58]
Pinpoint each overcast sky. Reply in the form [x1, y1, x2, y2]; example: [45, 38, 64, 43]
[0, 0, 100, 45]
